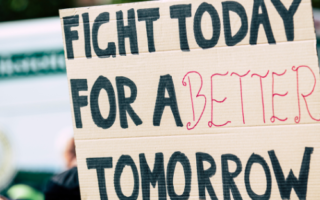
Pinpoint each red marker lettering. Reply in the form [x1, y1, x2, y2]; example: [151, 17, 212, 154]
[292, 65, 320, 122]
[182, 71, 207, 130]
[208, 72, 231, 127]
[271, 70, 288, 123]
[231, 70, 250, 124]
[251, 71, 269, 123]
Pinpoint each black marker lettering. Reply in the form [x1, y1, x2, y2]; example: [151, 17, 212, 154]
[268, 147, 313, 200]
[222, 1, 248, 46]
[196, 152, 218, 200]
[82, 13, 92, 58]
[271, 0, 301, 41]
[70, 79, 88, 128]
[117, 9, 139, 56]
[170, 4, 192, 51]
[194, 2, 221, 49]
[63, 15, 79, 59]
[250, 0, 275, 45]
[167, 152, 191, 200]
[140, 153, 166, 200]
[116, 76, 142, 129]
[114, 155, 140, 200]
[92, 12, 116, 58]
[221, 154, 243, 200]
[137, 8, 160, 53]
[153, 74, 183, 127]
[90, 76, 117, 129]
[87, 157, 113, 200]
[245, 154, 271, 200]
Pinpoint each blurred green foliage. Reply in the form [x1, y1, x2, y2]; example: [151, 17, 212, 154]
[313, 0, 320, 9]
[0, 0, 74, 21]
[0, 171, 54, 196]
[0, 0, 148, 22]
[112, 0, 147, 3]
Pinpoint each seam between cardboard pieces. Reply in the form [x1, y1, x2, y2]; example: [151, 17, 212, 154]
[65, 39, 317, 61]
[74, 123, 320, 143]
[74, 121, 320, 141]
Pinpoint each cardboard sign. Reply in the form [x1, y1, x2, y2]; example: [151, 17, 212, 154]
[59, 0, 320, 199]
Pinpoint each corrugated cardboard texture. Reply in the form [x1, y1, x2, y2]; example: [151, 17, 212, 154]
[59, 0, 320, 199]
[76, 124, 320, 200]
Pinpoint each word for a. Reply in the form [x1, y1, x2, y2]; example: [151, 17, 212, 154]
[71, 75, 182, 129]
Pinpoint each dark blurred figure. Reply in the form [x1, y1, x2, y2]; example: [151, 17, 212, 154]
[44, 138, 80, 200]
[0, 0, 75, 22]
[44, 167, 80, 200]
[0, 0, 149, 22]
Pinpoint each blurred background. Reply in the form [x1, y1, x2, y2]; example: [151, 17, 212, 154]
[0, 0, 319, 199]
[0, 0, 148, 199]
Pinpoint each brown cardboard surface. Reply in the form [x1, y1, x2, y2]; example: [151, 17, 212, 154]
[59, 0, 315, 57]
[67, 40, 320, 140]
[76, 124, 320, 200]
[59, 0, 320, 199]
